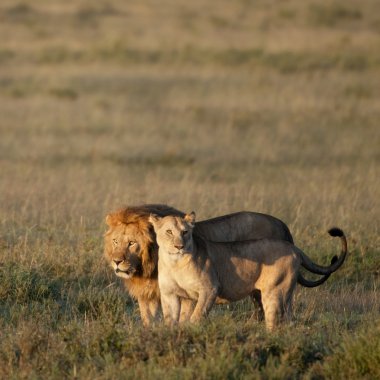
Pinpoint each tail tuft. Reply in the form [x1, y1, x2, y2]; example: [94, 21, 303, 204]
[328, 227, 344, 237]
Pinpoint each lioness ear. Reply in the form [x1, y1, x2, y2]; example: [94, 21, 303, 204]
[184, 211, 196, 227]
[105, 214, 121, 226]
[149, 214, 162, 228]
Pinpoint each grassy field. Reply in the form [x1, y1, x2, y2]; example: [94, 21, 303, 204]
[0, 0, 379, 378]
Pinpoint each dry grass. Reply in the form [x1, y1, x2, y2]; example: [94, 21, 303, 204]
[0, 0, 379, 378]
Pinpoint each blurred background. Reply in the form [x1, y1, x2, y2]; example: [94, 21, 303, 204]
[0, 0, 379, 248]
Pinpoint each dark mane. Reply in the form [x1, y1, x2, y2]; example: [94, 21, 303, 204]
[106, 204, 184, 226]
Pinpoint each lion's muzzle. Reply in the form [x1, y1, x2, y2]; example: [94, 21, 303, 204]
[112, 258, 137, 279]
[114, 265, 136, 279]
[115, 267, 135, 276]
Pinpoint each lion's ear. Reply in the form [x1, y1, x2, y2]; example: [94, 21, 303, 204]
[149, 214, 161, 229]
[105, 214, 121, 226]
[184, 211, 196, 227]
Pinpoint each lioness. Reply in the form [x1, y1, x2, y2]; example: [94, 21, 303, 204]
[104, 204, 339, 326]
[149, 212, 347, 330]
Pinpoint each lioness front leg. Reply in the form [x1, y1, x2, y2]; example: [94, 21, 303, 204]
[161, 293, 181, 325]
[190, 287, 218, 323]
[179, 298, 195, 323]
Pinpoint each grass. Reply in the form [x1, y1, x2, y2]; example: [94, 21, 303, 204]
[0, 0, 379, 378]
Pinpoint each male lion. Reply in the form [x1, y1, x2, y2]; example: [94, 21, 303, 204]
[104, 204, 339, 326]
[149, 212, 347, 330]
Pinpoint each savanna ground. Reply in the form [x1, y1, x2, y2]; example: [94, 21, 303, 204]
[0, 0, 379, 378]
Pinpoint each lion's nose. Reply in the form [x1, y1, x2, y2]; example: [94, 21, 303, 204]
[113, 259, 123, 266]
[174, 244, 184, 250]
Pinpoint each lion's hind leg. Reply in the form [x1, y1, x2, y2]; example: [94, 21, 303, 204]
[250, 289, 264, 321]
[282, 284, 296, 324]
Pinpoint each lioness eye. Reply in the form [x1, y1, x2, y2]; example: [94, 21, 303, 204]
[129, 241, 136, 246]
[182, 230, 188, 235]
[166, 230, 172, 235]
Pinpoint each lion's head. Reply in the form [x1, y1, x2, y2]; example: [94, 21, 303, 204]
[104, 205, 184, 280]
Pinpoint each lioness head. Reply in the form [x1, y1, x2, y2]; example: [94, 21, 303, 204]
[149, 212, 196, 256]
[104, 212, 156, 279]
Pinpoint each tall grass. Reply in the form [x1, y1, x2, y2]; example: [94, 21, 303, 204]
[0, 0, 379, 378]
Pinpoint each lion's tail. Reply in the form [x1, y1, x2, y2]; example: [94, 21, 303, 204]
[297, 255, 338, 287]
[299, 227, 347, 276]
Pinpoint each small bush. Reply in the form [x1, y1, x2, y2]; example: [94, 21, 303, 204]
[309, 325, 380, 379]
[0, 264, 61, 304]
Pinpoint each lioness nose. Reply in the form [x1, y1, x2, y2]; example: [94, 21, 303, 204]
[174, 244, 184, 250]
[113, 259, 123, 266]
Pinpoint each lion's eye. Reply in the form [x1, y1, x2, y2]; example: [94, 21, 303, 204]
[129, 241, 136, 246]
[166, 230, 173, 235]
[182, 230, 188, 235]
[112, 239, 118, 246]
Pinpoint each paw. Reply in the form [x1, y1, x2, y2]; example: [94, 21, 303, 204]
[189, 315, 202, 323]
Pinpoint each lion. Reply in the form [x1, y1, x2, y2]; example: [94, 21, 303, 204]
[149, 212, 347, 330]
[104, 204, 339, 326]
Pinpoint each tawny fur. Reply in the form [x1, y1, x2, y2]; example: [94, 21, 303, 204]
[104, 204, 345, 326]
[150, 213, 347, 330]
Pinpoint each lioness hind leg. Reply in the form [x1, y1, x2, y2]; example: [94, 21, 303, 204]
[261, 291, 283, 331]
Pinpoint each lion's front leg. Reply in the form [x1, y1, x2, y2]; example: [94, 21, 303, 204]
[190, 287, 218, 323]
[137, 297, 152, 327]
[149, 298, 160, 320]
[138, 297, 161, 326]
